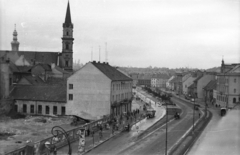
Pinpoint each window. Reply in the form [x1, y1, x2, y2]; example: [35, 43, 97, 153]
[66, 43, 69, 50]
[53, 106, 57, 115]
[233, 98, 236, 103]
[46, 106, 50, 114]
[61, 106, 66, 115]
[14, 105, 18, 112]
[23, 104, 27, 113]
[30, 105, 34, 114]
[66, 31, 69, 36]
[234, 79, 236, 83]
[69, 94, 73, 100]
[69, 84, 73, 89]
[234, 89, 236, 93]
[38, 105, 42, 114]
[65, 60, 69, 67]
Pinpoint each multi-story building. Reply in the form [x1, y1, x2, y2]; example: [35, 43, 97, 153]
[66, 61, 133, 120]
[151, 73, 169, 89]
[137, 74, 152, 87]
[166, 76, 175, 90]
[216, 60, 240, 108]
[192, 72, 216, 101]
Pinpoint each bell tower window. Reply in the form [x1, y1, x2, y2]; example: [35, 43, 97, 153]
[66, 31, 69, 36]
[66, 60, 69, 67]
[66, 43, 69, 50]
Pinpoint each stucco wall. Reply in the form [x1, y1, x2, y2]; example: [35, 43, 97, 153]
[15, 100, 66, 115]
[66, 63, 111, 120]
[183, 77, 196, 95]
[197, 74, 215, 100]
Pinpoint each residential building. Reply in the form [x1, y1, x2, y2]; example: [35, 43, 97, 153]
[192, 72, 216, 100]
[11, 85, 67, 115]
[138, 74, 152, 87]
[66, 61, 133, 120]
[166, 76, 175, 90]
[151, 73, 169, 88]
[216, 60, 240, 108]
[203, 80, 217, 103]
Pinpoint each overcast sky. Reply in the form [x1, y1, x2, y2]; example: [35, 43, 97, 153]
[0, 0, 239, 69]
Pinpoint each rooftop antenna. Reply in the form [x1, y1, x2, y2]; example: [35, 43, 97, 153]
[99, 46, 101, 62]
[105, 42, 108, 63]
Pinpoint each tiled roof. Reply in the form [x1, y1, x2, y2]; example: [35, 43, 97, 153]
[22, 75, 45, 85]
[11, 85, 66, 102]
[203, 80, 217, 90]
[188, 83, 195, 89]
[193, 75, 203, 82]
[91, 61, 132, 81]
[152, 73, 170, 79]
[18, 51, 58, 65]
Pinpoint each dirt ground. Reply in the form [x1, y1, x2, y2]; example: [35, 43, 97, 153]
[0, 115, 79, 154]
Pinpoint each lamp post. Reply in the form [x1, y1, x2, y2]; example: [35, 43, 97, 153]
[192, 94, 195, 133]
[165, 95, 168, 155]
[51, 126, 72, 155]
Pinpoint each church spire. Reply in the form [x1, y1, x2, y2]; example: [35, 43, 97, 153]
[63, 1, 73, 28]
[11, 24, 20, 51]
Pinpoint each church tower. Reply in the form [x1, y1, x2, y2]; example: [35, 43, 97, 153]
[11, 24, 20, 51]
[60, 1, 74, 71]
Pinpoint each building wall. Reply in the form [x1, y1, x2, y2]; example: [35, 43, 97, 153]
[0, 62, 10, 99]
[15, 100, 66, 115]
[67, 63, 112, 120]
[197, 74, 215, 100]
[183, 76, 196, 95]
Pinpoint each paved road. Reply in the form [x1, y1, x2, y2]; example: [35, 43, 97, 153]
[187, 106, 240, 155]
[118, 97, 199, 155]
[84, 100, 165, 155]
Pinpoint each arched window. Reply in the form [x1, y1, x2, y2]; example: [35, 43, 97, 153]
[66, 31, 69, 36]
[233, 98, 236, 103]
[66, 43, 69, 50]
[65, 60, 69, 67]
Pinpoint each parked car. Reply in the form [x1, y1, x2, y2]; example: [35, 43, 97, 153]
[146, 109, 156, 118]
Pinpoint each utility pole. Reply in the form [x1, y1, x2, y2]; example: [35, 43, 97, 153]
[193, 94, 195, 133]
[165, 95, 168, 155]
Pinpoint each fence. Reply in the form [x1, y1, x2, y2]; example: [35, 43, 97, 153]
[5, 111, 145, 155]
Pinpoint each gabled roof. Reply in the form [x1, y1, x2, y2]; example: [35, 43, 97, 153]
[203, 80, 217, 90]
[11, 85, 66, 102]
[152, 73, 169, 79]
[91, 61, 132, 81]
[193, 75, 203, 82]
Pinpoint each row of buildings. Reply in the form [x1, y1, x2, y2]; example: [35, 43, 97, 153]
[0, 2, 133, 120]
[166, 60, 240, 109]
[130, 73, 170, 89]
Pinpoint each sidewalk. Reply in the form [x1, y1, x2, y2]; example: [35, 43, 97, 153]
[57, 98, 165, 155]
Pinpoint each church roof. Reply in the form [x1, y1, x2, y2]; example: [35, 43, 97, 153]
[91, 61, 132, 81]
[18, 51, 59, 65]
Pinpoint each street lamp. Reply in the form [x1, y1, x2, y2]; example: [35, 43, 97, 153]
[51, 126, 72, 155]
[192, 94, 195, 133]
[165, 94, 168, 155]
